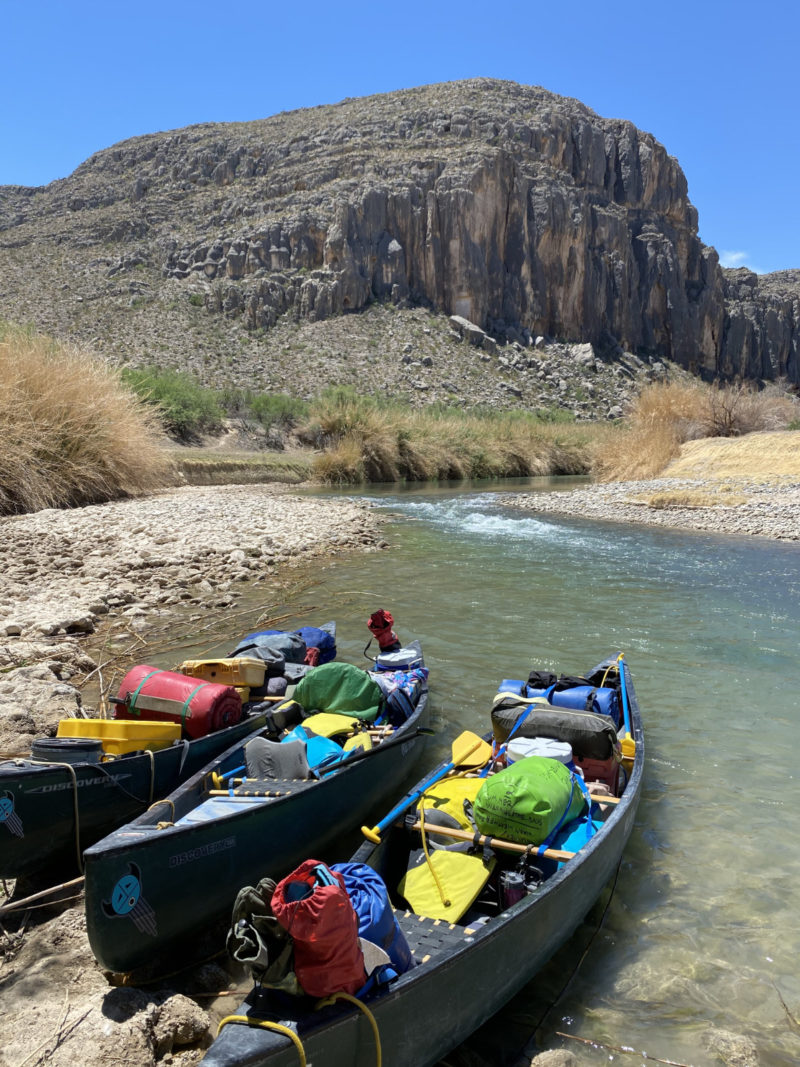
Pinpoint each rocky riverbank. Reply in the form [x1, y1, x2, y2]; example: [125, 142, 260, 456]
[501, 477, 800, 542]
[0, 483, 383, 751]
[0, 483, 387, 1067]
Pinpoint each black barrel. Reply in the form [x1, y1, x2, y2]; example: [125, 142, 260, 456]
[30, 736, 103, 765]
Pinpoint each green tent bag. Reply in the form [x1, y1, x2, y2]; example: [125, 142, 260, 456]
[293, 662, 384, 722]
[473, 756, 586, 846]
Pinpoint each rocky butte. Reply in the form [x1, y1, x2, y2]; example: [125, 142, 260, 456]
[1, 78, 797, 387]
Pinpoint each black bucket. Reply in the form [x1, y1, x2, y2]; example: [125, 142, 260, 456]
[30, 736, 103, 765]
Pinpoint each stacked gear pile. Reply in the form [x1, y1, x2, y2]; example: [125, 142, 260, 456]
[226, 859, 415, 1000]
[240, 611, 426, 780]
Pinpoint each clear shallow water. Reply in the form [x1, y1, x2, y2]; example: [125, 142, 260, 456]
[248, 482, 800, 1065]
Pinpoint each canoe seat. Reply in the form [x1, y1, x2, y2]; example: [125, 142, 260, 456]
[395, 909, 476, 965]
[226, 777, 312, 798]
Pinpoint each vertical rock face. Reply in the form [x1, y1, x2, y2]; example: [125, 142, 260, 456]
[1, 79, 798, 385]
[720, 269, 800, 382]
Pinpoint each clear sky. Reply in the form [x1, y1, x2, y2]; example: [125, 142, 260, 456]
[1, 0, 796, 275]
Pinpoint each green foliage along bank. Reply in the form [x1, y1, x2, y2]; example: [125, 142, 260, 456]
[303, 387, 605, 484]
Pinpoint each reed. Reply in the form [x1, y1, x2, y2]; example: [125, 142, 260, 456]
[305, 391, 605, 484]
[0, 322, 171, 514]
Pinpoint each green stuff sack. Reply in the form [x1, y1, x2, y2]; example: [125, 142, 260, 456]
[473, 756, 586, 846]
[293, 662, 384, 722]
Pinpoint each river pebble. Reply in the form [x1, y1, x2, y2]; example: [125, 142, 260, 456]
[502, 477, 800, 541]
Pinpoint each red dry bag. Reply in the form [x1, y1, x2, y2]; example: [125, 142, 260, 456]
[113, 665, 243, 739]
[271, 859, 366, 998]
[367, 609, 399, 652]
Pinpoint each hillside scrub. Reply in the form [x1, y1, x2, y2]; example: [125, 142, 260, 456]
[121, 366, 225, 440]
[303, 388, 606, 483]
[592, 380, 800, 481]
[0, 323, 171, 515]
[122, 367, 310, 442]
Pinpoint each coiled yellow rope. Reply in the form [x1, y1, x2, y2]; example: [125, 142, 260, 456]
[216, 1015, 306, 1065]
[315, 992, 382, 1066]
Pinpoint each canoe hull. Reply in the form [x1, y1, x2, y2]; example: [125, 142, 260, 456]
[84, 687, 429, 973]
[203, 655, 644, 1067]
[0, 712, 269, 881]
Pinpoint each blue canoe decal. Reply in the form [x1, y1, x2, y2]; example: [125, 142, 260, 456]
[0, 791, 24, 838]
[102, 862, 158, 937]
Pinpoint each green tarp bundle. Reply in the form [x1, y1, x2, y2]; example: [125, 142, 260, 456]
[293, 662, 384, 722]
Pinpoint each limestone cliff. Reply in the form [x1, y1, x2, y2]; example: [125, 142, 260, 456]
[1, 79, 797, 387]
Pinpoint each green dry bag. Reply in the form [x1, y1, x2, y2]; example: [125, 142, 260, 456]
[473, 756, 586, 846]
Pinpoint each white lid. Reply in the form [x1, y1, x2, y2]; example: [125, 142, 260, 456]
[506, 737, 573, 764]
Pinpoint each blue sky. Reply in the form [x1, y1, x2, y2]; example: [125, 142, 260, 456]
[1, 0, 796, 274]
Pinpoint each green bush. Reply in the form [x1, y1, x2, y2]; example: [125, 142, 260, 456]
[249, 392, 308, 430]
[121, 366, 223, 440]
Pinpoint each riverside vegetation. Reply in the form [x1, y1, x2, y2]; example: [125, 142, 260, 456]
[2, 319, 800, 515]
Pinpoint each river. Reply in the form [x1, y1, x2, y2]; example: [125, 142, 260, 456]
[260, 480, 799, 1067]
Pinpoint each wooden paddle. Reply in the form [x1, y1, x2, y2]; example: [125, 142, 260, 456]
[409, 821, 577, 862]
[361, 730, 490, 843]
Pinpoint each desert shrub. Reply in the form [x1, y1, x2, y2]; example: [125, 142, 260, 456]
[214, 388, 308, 433]
[121, 366, 223, 440]
[0, 322, 171, 514]
[249, 393, 309, 431]
[593, 379, 800, 481]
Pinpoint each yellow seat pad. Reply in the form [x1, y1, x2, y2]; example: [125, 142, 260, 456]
[400, 850, 494, 921]
[301, 712, 365, 741]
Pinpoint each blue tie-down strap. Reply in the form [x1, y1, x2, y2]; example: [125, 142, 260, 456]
[536, 769, 595, 856]
[481, 684, 558, 778]
[355, 963, 399, 999]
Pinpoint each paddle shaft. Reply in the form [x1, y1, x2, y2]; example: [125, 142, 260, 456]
[363, 735, 484, 842]
[618, 654, 632, 738]
[410, 821, 576, 861]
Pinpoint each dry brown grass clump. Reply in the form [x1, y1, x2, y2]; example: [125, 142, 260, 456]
[0, 322, 172, 514]
[593, 380, 800, 482]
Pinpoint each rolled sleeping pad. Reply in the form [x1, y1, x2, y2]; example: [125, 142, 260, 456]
[114, 665, 242, 739]
[526, 683, 621, 726]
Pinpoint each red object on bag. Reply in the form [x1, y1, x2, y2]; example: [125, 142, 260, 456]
[304, 646, 321, 667]
[113, 665, 243, 739]
[367, 609, 400, 651]
[271, 859, 366, 997]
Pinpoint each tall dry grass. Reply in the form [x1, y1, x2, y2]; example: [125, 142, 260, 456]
[593, 380, 800, 482]
[305, 389, 606, 484]
[0, 322, 172, 514]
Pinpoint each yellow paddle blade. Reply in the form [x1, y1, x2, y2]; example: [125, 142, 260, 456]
[451, 730, 492, 769]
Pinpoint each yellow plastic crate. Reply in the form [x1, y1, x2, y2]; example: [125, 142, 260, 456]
[57, 718, 181, 755]
[178, 657, 265, 689]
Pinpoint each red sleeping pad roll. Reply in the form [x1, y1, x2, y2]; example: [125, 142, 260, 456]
[114, 665, 243, 739]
